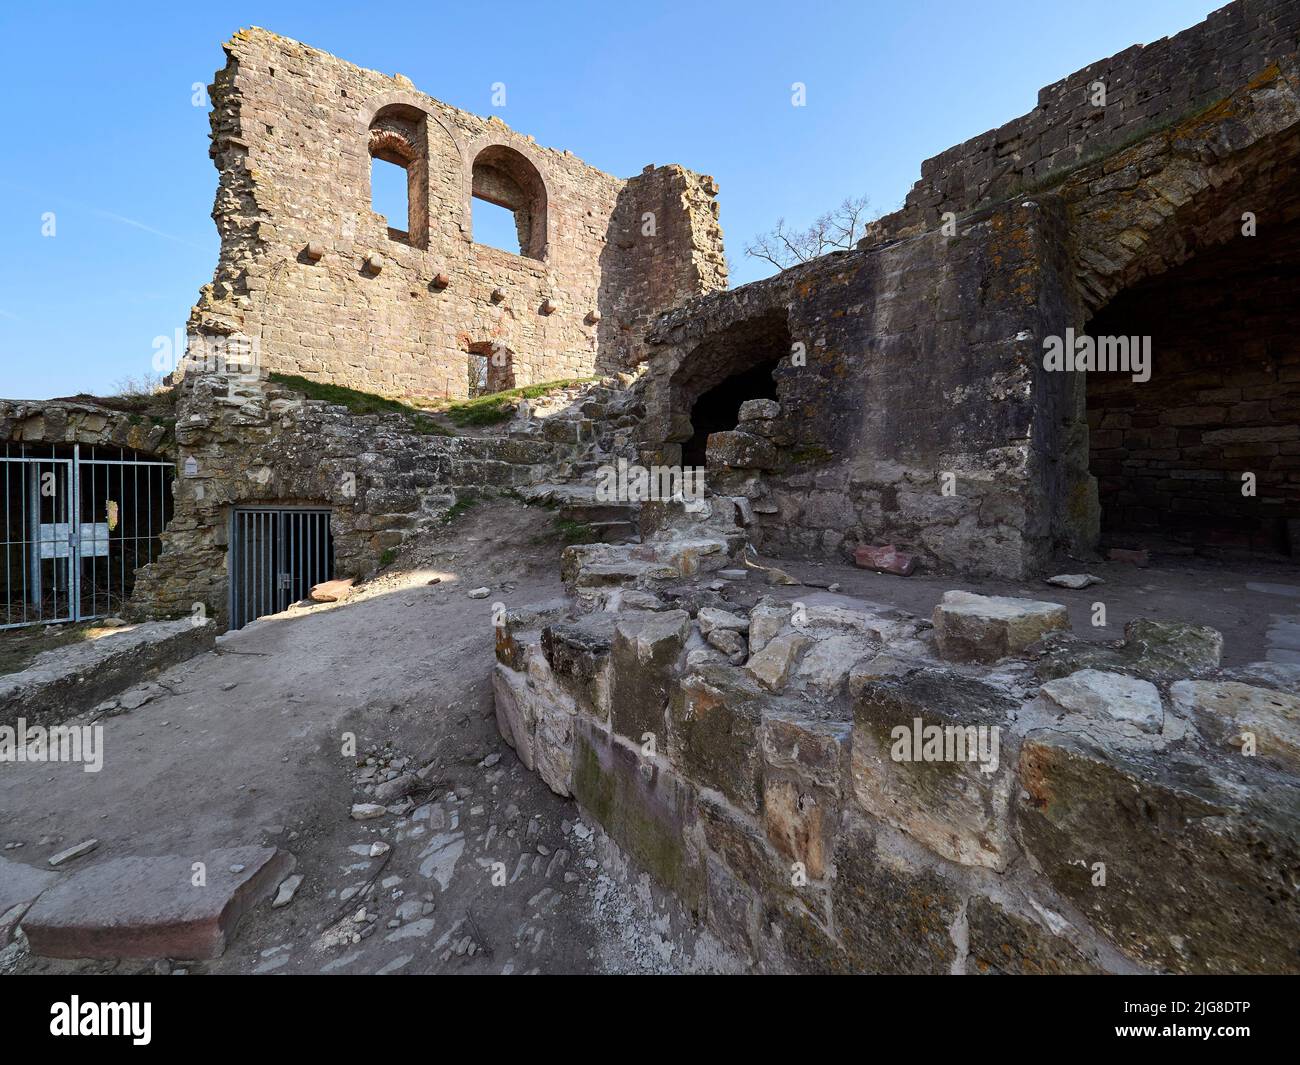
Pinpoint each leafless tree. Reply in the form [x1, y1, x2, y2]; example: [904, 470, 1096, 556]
[744, 195, 875, 271]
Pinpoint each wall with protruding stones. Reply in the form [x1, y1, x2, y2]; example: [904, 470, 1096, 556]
[190, 28, 725, 401]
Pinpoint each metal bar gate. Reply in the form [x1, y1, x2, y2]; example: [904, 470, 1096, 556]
[1, 442, 174, 630]
[230, 508, 333, 630]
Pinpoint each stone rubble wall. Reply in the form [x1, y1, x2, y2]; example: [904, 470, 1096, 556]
[125, 370, 623, 630]
[192, 28, 725, 401]
[492, 496, 1300, 973]
[864, 0, 1300, 243]
[0, 399, 174, 459]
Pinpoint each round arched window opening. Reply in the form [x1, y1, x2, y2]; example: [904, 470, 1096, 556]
[471, 145, 547, 260]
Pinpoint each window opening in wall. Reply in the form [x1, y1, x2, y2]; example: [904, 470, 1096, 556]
[370, 157, 411, 242]
[472, 196, 524, 256]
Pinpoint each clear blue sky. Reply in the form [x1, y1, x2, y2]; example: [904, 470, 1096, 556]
[0, 0, 1222, 400]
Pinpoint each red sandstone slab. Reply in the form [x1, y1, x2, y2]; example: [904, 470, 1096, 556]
[853, 544, 916, 576]
[0, 855, 60, 946]
[21, 846, 294, 960]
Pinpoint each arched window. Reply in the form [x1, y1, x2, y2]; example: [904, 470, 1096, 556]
[471, 145, 547, 260]
[368, 106, 428, 247]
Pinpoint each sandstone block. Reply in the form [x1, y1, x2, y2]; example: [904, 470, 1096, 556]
[1016, 731, 1300, 973]
[571, 719, 703, 910]
[22, 847, 295, 960]
[1039, 669, 1163, 733]
[608, 609, 690, 743]
[669, 664, 767, 813]
[706, 430, 777, 470]
[853, 544, 916, 575]
[745, 632, 811, 692]
[1170, 680, 1300, 772]
[852, 669, 1019, 869]
[933, 590, 1069, 663]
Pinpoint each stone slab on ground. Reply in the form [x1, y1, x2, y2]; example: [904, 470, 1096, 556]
[0, 855, 60, 947]
[933, 591, 1069, 663]
[0, 619, 216, 729]
[309, 578, 355, 602]
[21, 846, 294, 960]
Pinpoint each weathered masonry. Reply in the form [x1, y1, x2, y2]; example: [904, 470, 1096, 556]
[638, 0, 1300, 578]
[192, 28, 727, 400]
[495, 0, 1300, 977]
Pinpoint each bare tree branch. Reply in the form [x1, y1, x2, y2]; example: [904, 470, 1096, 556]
[743, 195, 874, 271]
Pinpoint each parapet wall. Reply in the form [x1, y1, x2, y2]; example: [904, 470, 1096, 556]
[191, 28, 725, 401]
[494, 505, 1300, 973]
[867, 0, 1300, 242]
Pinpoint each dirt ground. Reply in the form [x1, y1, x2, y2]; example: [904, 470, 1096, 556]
[0, 500, 722, 975]
[3, 497, 1295, 975]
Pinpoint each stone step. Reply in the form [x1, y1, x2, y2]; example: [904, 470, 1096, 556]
[21, 846, 295, 960]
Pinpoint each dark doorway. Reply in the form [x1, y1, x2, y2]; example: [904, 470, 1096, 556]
[682, 358, 780, 468]
[1086, 215, 1300, 557]
[671, 311, 792, 469]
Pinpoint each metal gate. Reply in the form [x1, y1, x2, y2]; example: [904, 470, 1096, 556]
[1, 443, 174, 629]
[230, 508, 333, 630]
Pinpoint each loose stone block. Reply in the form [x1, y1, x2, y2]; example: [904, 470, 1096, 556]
[746, 600, 791, 654]
[705, 430, 777, 470]
[1039, 669, 1164, 733]
[852, 669, 1019, 870]
[933, 590, 1069, 663]
[23, 847, 295, 960]
[745, 631, 811, 692]
[853, 544, 916, 575]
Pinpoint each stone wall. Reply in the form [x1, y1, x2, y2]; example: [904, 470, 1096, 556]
[127, 370, 595, 630]
[190, 28, 725, 401]
[637, 200, 1076, 579]
[633, 34, 1300, 576]
[0, 399, 174, 460]
[494, 499, 1300, 974]
[865, 0, 1300, 243]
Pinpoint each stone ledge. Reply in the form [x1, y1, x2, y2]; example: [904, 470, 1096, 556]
[0, 619, 216, 729]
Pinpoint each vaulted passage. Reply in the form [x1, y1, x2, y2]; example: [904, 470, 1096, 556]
[1086, 217, 1300, 557]
[672, 312, 790, 468]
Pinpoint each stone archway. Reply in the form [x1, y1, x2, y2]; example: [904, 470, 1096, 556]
[1047, 57, 1300, 559]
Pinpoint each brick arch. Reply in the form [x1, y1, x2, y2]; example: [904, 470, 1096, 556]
[359, 91, 467, 243]
[463, 136, 553, 261]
